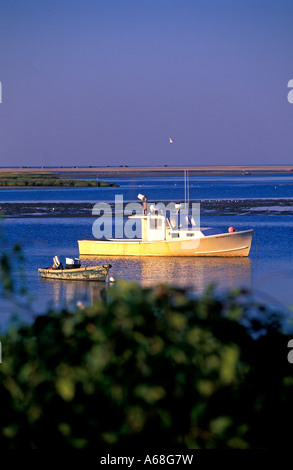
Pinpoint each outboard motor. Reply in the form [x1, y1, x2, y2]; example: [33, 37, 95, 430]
[53, 255, 61, 269]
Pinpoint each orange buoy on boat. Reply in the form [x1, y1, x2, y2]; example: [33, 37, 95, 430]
[228, 226, 236, 233]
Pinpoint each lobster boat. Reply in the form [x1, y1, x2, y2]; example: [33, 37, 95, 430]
[78, 194, 254, 258]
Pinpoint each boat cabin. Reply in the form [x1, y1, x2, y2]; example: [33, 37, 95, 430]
[126, 195, 224, 243]
[129, 212, 204, 242]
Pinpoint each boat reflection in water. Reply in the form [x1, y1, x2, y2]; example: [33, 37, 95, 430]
[80, 255, 252, 296]
[38, 277, 107, 311]
[39, 256, 252, 310]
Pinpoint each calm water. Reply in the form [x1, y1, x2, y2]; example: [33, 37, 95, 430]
[0, 174, 293, 327]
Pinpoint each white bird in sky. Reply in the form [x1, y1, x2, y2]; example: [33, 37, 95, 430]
[169, 137, 174, 144]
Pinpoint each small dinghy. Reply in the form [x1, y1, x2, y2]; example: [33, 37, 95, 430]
[38, 256, 112, 281]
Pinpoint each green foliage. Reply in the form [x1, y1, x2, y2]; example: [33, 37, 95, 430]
[0, 279, 292, 449]
[0, 242, 26, 297]
[0, 172, 118, 187]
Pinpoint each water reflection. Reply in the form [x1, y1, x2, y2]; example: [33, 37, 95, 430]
[38, 257, 252, 310]
[81, 256, 252, 295]
[38, 278, 107, 310]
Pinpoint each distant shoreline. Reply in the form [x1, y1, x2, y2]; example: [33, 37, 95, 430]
[0, 165, 292, 178]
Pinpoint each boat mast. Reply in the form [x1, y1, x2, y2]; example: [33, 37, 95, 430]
[184, 169, 186, 209]
[184, 168, 189, 211]
[187, 168, 189, 209]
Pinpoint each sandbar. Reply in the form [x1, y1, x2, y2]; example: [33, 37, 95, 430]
[0, 165, 292, 179]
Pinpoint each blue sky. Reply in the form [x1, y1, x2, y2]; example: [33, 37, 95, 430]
[0, 0, 293, 167]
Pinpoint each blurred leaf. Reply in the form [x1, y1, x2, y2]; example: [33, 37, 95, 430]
[210, 416, 232, 436]
[55, 378, 75, 402]
[134, 384, 166, 404]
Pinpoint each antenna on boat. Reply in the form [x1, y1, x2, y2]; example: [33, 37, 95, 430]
[187, 169, 189, 208]
[184, 169, 190, 211]
[184, 169, 186, 209]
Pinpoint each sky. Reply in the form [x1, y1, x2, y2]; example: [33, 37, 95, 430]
[0, 0, 293, 167]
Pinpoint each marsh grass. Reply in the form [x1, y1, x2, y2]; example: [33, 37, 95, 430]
[0, 172, 118, 187]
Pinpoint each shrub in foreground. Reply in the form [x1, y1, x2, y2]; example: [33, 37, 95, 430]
[0, 281, 292, 449]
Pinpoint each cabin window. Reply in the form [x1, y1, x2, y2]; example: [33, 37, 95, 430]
[171, 233, 179, 238]
[186, 232, 194, 237]
[149, 218, 162, 230]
